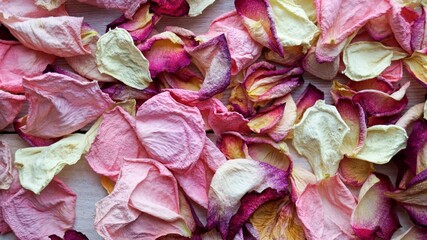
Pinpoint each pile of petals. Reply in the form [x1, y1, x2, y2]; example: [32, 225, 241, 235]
[1, 0, 427, 239]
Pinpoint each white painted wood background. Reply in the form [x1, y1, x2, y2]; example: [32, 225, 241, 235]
[1, 0, 425, 239]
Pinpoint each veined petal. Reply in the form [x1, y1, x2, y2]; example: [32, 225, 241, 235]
[0, 89, 25, 131]
[293, 100, 349, 180]
[150, 0, 190, 17]
[267, 94, 297, 141]
[378, 60, 404, 83]
[296, 83, 324, 120]
[290, 166, 317, 201]
[338, 157, 374, 187]
[303, 47, 339, 80]
[217, 132, 248, 160]
[248, 104, 285, 134]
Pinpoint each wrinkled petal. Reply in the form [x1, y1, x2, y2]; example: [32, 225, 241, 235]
[207, 159, 289, 239]
[0, 0, 66, 18]
[352, 81, 410, 117]
[366, 14, 393, 41]
[96, 28, 152, 90]
[2, 178, 76, 240]
[150, 0, 190, 17]
[0, 16, 90, 57]
[404, 51, 427, 88]
[243, 61, 303, 102]
[343, 41, 407, 81]
[296, 175, 357, 240]
[296, 83, 324, 121]
[187, 0, 215, 17]
[248, 104, 285, 134]
[217, 133, 248, 160]
[352, 125, 407, 164]
[95, 158, 191, 239]
[396, 102, 425, 130]
[107, 3, 160, 43]
[197, 11, 263, 75]
[13, 117, 62, 147]
[264, 46, 305, 66]
[388, 1, 419, 53]
[76, 0, 147, 19]
[0, 89, 25, 131]
[0, 141, 13, 190]
[136, 91, 205, 172]
[0, 40, 55, 93]
[86, 107, 148, 181]
[315, 0, 390, 61]
[35, 0, 67, 11]
[386, 169, 427, 227]
[401, 120, 427, 174]
[15, 134, 86, 194]
[22, 72, 114, 138]
[378, 60, 404, 82]
[351, 173, 400, 239]
[303, 47, 339, 80]
[235, 0, 284, 56]
[267, 94, 297, 141]
[293, 100, 350, 180]
[336, 98, 367, 155]
[247, 142, 291, 171]
[186, 34, 232, 100]
[102, 82, 158, 102]
[338, 157, 374, 187]
[138, 31, 191, 77]
[250, 196, 306, 239]
[229, 84, 256, 117]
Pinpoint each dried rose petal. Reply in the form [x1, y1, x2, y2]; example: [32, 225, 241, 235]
[290, 166, 317, 201]
[207, 159, 289, 239]
[351, 173, 400, 239]
[229, 84, 256, 117]
[136, 92, 205, 172]
[330, 80, 356, 103]
[217, 132, 248, 160]
[246, 142, 291, 171]
[396, 102, 425, 130]
[401, 120, 427, 175]
[293, 100, 349, 180]
[404, 51, 427, 89]
[186, 34, 232, 100]
[0, 141, 13, 190]
[2, 178, 77, 240]
[94, 158, 191, 239]
[186, 0, 215, 17]
[296, 83, 324, 120]
[0, 0, 67, 18]
[267, 94, 297, 141]
[35, 0, 67, 11]
[248, 104, 285, 134]
[378, 60, 404, 82]
[21, 73, 114, 138]
[102, 82, 158, 102]
[49, 229, 89, 240]
[264, 46, 305, 67]
[394, 225, 427, 239]
[338, 157, 374, 187]
[197, 11, 263, 75]
[76, 0, 147, 18]
[296, 175, 357, 239]
[302, 47, 339, 80]
[388, 1, 419, 53]
[86, 107, 148, 181]
[150, 0, 190, 17]
[0, 89, 25, 131]
[366, 15, 392, 41]
[138, 31, 191, 77]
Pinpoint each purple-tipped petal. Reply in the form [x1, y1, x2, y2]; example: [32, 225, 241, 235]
[13, 117, 61, 147]
[248, 104, 285, 134]
[403, 120, 427, 174]
[150, 0, 190, 17]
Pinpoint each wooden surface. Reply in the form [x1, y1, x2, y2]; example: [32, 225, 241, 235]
[1, 0, 425, 239]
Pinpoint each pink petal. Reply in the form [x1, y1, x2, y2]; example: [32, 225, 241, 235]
[388, 2, 419, 53]
[351, 173, 401, 239]
[186, 34, 232, 100]
[13, 117, 61, 147]
[395, 225, 427, 239]
[229, 84, 256, 118]
[235, 0, 284, 57]
[248, 104, 285, 134]
[267, 95, 297, 141]
[150, 0, 190, 17]
[198, 11, 263, 75]
[136, 91, 205, 172]
[366, 14, 393, 41]
[378, 60, 404, 83]
[86, 107, 148, 181]
[138, 32, 191, 77]
[1, 16, 90, 57]
[302, 47, 339, 80]
[76, 0, 148, 19]
[0, 89, 25, 131]
[157, 68, 203, 92]
[2, 178, 77, 240]
[102, 82, 158, 102]
[296, 175, 357, 240]
[338, 157, 374, 187]
[411, 7, 427, 52]
[315, 0, 390, 61]
[296, 83, 324, 119]
[22, 72, 114, 138]
[217, 132, 248, 160]
[0, 40, 55, 93]
[347, 78, 394, 93]
[0, 0, 66, 18]
[94, 158, 191, 239]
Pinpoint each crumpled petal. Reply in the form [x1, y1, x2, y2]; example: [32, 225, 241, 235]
[150, 0, 190, 17]
[267, 94, 297, 141]
[0, 141, 13, 190]
[393, 225, 427, 239]
[293, 100, 350, 180]
[388, 1, 419, 53]
[14, 134, 86, 194]
[404, 51, 427, 89]
[338, 157, 374, 187]
[0, 15, 90, 57]
[217, 132, 248, 160]
[13, 116, 62, 147]
[86, 107, 148, 181]
[2, 178, 77, 240]
[302, 47, 339, 80]
[76, 0, 147, 19]
[207, 159, 289, 239]
[250, 196, 306, 239]
[22, 72, 114, 138]
[378, 60, 404, 82]
[94, 158, 191, 239]
[336, 98, 367, 155]
[315, 0, 390, 62]
[186, 0, 215, 17]
[96, 28, 152, 90]
[353, 81, 410, 117]
[235, 0, 284, 56]
[296, 175, 357, 240]
[197, 11, 263, 75]
[366, 14, 393, 41]
[243, 61, 303, 102]
[343, 41, 407, 81]
[386, 169, 427, 227]
[49, 229, 89, 240]
[102, 82, 158, 102]
[35, 0, 67, 11]
[0, 0, 66, 18]
[248, 104, 284, 134]
[186, 34, 232, 100]
[296, 83, 324, 120]
[264, 46, 306, 66]
[136, 91, 205, 172]
[0, 89, 25, 131]
[229, 84, 256, 117]
[0, 40, 55, 93]
[138, 31, 191, 77]
[107, 3, 160, 43]
[352, 125, 408, 164]
[351, 173, 400, 239]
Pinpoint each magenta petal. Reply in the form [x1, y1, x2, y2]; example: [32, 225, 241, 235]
[150, 0, 190, 17]
[411, 7, 427, 52]
[296, 83, 324, 119]
[49, 229, 89, 240]
[378, 60, 404, 83]
[400, 120, 427, 174]
[13, 117, 61, 147]
[186, 34, 232, 100]
[102, 82, 158, 102]
[388, 2, 419, 53]
[0, 89, 25, 131]
[76, 0, 147, 19]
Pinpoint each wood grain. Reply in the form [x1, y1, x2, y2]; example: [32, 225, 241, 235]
[1, 0, 425, 239]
